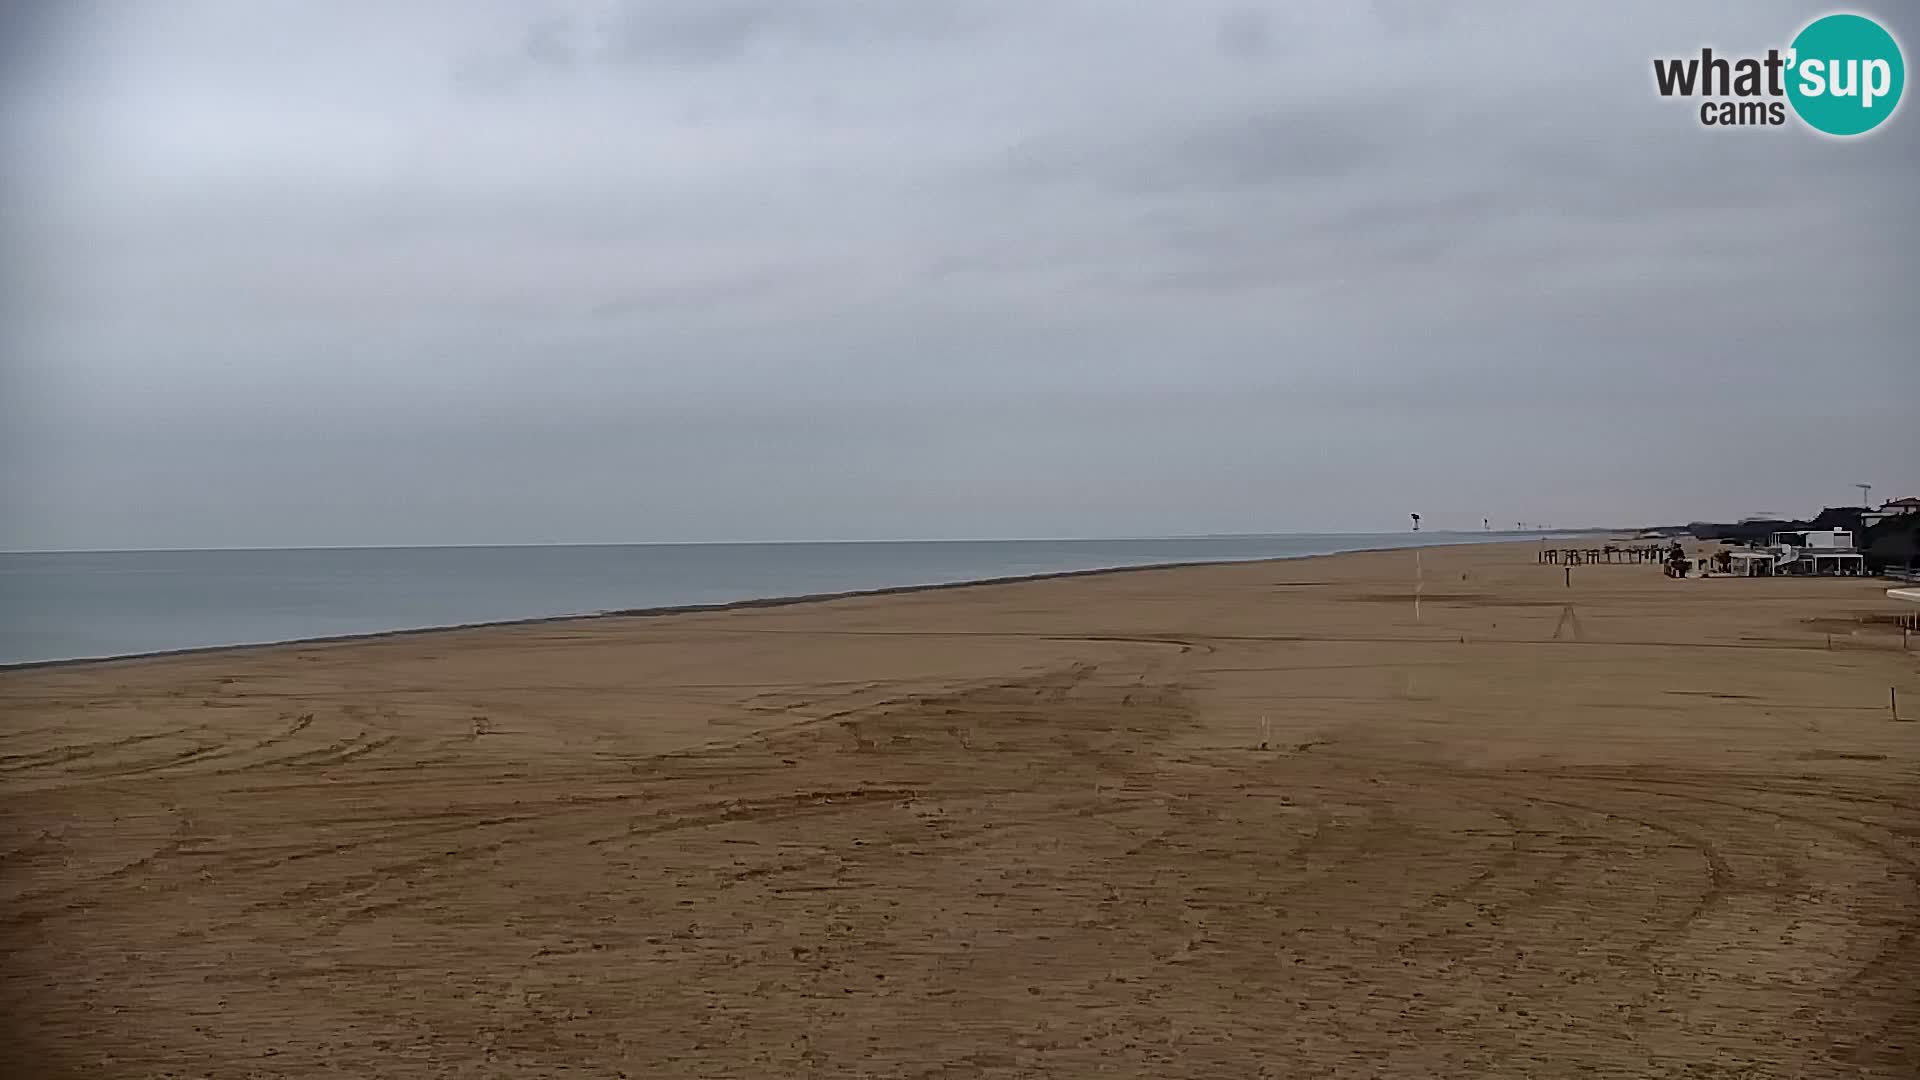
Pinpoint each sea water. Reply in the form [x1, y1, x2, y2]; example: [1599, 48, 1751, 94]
[0, 533, 1541, 665]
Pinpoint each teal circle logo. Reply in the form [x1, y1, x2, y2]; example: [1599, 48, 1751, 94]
[1787, 13, 1905, 136]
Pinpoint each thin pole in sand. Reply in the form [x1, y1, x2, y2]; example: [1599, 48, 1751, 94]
[1894, 688, 1905, 722]
[1415, 549, 1424, 623]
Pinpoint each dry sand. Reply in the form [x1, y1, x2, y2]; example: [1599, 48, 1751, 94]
[2, 541, 1916, 1078]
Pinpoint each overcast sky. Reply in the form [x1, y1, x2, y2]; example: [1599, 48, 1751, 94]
[1, 1, 1914, 549]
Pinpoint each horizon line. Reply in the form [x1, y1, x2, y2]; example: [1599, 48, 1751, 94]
[0, 528, 1591, 556]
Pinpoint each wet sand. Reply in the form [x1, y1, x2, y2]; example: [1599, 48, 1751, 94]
[2, 541, 1916, 1078]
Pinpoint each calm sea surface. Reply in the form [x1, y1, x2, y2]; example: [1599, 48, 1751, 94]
[0, 533, 1540, 666]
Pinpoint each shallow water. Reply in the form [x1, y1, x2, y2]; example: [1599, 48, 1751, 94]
[0, 532, 1541, 665]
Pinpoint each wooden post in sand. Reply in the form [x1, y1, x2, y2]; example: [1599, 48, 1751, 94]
[1564, 567, 1571, 588]
[1415, 549, 1423, 623]
[1894, 688, 1905, 722]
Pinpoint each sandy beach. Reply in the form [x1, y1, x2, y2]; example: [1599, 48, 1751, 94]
[2, 540, 1916, 1078]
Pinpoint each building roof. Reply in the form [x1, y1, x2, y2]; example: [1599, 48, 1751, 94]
[1882, 497, 1920, 509]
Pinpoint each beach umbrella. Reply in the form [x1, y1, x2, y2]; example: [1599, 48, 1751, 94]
[1411, 513, 1421, 532]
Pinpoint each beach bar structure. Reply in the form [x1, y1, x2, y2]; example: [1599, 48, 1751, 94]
[1726, 550, 1782, 577]
[1724, 528, 1868, 577]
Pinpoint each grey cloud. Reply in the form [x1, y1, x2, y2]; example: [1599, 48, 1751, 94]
[461, 0, 986, 88]
[1007, 99, 1404, 194]
[588, 265, 816, 318]
[521, 17, 579, 70]
[1369, 0, 1459, 36]
[1154, 105, 1400, 189]
[0, 4, 57, 85]
[601, 1, 792, 65]
[1215, 9, 1272, 61]
[597, 0, 985, 64]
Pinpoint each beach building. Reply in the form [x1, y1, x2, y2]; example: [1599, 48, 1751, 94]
[1723, 528, 1867, 576]
[1862, 497, 1920, 530]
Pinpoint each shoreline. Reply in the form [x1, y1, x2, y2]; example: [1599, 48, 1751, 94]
[0, 536, 1538, 674]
